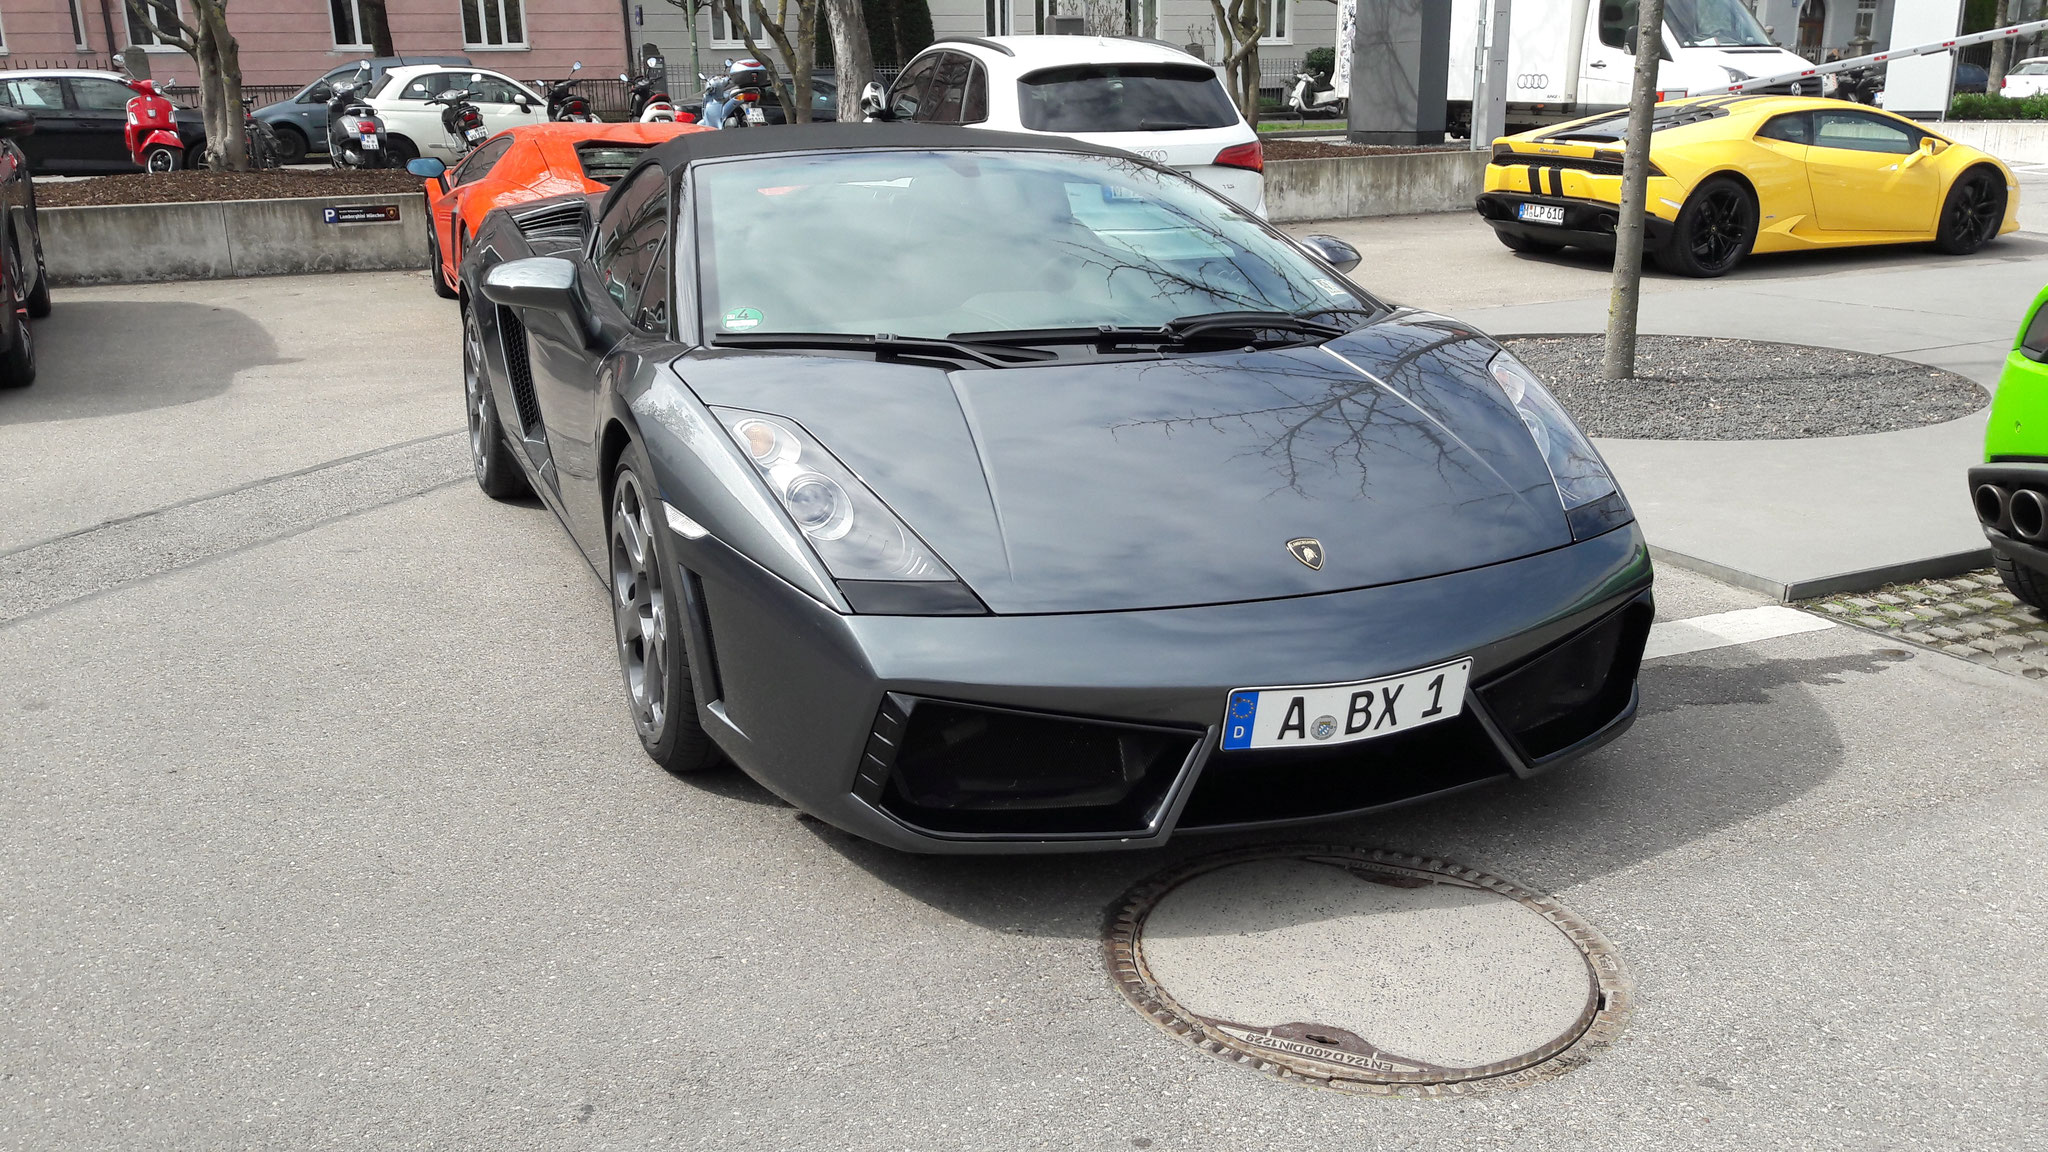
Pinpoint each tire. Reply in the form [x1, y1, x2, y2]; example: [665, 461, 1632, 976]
[24, 244, 50, 319]
[272, 125, 308, 165]
[386, 135, 419, 165]
[461, 301, 530, 500]
[0, 238, 35, 389]
[1995, 551, 2048, 612]
[1659, 175, 1757, 277]
[247, 121, 280, 169]
[1495, 228, 1564, 255]
[143, 144, 180, 173]
[1935, 168, 2006, 256]
[428, 224, 458, 300]
[610, 439, 720, 776]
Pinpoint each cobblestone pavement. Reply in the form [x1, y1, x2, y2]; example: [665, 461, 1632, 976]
[1803, 570, 2048, 678]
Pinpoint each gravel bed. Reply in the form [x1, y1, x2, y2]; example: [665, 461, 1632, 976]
[40, 169, 423, 208]
[1501, 334, 1987, 440]
[1260, 138, 1469, 160]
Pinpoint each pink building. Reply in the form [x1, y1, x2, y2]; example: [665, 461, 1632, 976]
[0, 0, 626, 87]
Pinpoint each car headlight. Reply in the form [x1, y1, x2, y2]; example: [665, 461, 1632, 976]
[1487, 351, 1617, 513]
[716, 408, 956, 583]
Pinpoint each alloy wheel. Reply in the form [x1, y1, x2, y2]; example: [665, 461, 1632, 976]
[462, 305, 490, 473]
[1689, 187, 1749, 270]
[610, 471, 670, 736]
[1949, 177, 2002, 245]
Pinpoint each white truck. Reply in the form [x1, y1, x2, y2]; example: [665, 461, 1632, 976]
[1444, 0, 1819, 132]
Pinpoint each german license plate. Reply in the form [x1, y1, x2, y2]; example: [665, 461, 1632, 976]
[1220, 658, 1472, 751]
[360, 133, 380, 149]
[1518, 202, 1565, 226]
[745, 106, 767, 124]
[464, 126, 489, 142]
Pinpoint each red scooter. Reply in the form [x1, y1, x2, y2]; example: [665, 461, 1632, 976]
[124, 80, 185, 172]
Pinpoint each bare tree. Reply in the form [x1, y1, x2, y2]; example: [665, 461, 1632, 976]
[125, 0, 246, 171]
[720, 0, 820, 124]
[1601, 0, 1667, 381]
[1207, 0, 1265, 116]
[1989, 0, 2013, 93]
[359, 0, 396, 57]
[1063, 0, 1126, 36]
[821, 0, 874, 121]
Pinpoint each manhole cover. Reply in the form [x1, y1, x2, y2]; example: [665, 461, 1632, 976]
[1105, 845, 1631, 1096]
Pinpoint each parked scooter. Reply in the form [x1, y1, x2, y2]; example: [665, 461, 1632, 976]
[1284, 70, 1346, 118]
[700, 58, 771, 129]
[429, 89, 489, 155]
[325, 69, 390, 169]
[124, 79, 186, 172]
[540, 61, 595, 122]
[623, 70, 676, 122]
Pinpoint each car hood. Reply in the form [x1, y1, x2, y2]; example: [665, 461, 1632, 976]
[680, 311, 1577, 614]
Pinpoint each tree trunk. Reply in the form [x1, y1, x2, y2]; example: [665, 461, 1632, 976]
[1601, 0, 1666, 381]
[360, 0, 396, 58]
[1989, 0, 2012, 92]
[823, 0, 873, 121]
[196, 3, 246, 171]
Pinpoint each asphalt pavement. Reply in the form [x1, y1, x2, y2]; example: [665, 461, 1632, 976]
[3, 261, 2047, 1149]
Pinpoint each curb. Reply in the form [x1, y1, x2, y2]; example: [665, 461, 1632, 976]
[42, 193, 429, 286]
[1649, 543, 1994, 603]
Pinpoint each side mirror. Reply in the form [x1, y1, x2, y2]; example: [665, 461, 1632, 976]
[514, 93, 530, 107]
[619, 73, 630, 82]
[0, 108, 35, 140]
[482, 256, 580, 314]
[406, 156, 447, 178]
[304, 82, 332, 103]
[571, 61, 582, 72]
[1298, 233, 1360, 274]
[860, 81, 890, 120]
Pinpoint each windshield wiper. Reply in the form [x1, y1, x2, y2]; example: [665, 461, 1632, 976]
[710, 331, 1056, 368]
[955, 312, 1353, 352]
[1164, 311, 1349, 342]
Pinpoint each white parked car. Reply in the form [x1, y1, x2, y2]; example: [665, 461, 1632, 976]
[2003, 57, 2048, 99]
[880, 35, 1266, 217]
[366, 64, 545, 162]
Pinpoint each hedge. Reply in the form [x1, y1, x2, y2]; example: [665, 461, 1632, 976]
[1949, 93, 2048, 120]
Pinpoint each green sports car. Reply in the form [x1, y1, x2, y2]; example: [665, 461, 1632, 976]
[1970, 284, 2048, 608]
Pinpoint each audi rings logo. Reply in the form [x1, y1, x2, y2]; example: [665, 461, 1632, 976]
[1135, 148, 1168, 163]
[1517, 72, 1550, 89]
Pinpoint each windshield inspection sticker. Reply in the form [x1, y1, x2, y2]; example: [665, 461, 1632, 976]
[723, 306, 763, 331]
[1311, 277, 1358, 305]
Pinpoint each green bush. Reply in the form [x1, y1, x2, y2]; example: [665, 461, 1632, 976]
[1949, 93, 2048, 120]
[1303, 47, 1335, 78]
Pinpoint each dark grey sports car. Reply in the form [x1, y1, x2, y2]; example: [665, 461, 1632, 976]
[457, 123, 1653, 853]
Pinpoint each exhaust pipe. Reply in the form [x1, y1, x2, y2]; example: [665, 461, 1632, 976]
[1976, 483, 2011, 530]
[2011, 489, 2048, 542]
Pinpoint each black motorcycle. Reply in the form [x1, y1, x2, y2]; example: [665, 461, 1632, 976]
[623, 69, 675, 122]
[324, 69, 390, 169]
[540, 61, 595, 122]
[429, 89, 489, 155]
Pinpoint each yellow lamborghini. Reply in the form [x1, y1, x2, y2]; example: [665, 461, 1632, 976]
[1476, 95, 2019, 277]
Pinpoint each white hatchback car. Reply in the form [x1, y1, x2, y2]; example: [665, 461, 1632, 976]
[2003, 57, 2048, 99]
[880, 35, 1266, 217]
[367, 64, 546, 162]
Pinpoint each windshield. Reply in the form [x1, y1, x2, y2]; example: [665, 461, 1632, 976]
[2015, 60, 2048, 75]
[1664, 0, 1773, 47]
[1017, 64, 1239, 132]
[693, 150, 1373, 343]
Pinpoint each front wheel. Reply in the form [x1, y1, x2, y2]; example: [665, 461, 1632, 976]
[427, 224, 458, 300]
[610, 442, 720, 776]
[1935, 169, 2006, 255]
[142, 144, 180, 173]
[462, 302, 530, 499]
[272, 125, 308, 165]
[0, 238, 35, 389]
[1659, 175, 1756, 277]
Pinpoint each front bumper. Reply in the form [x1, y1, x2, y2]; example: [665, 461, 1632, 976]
[1475, 191, 1675, 252]
[670, 521, 1654, 854]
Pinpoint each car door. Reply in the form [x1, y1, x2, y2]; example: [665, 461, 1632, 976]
[64, 76, 144, 169]
[0, 77, 71, 173]
[1748, 110, 1817, 228]
[1804, 108, 1942, 233]
[464, 72, 544, 138]
[884, 53, 941, 121]
[525, 165, 665, 558]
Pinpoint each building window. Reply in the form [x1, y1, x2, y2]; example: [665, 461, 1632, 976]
[69, 0, 91, 49]
[126, 0, 178, 46]
[1125, 0, 1157, 38]
[984, 0, 1044, 36]
[330, 0, 371, 48]
[1854, 0, 1875, 38]
[1260, 0, 1287, 44]
[461, 0, 526, 48]
[709, 0, 761, 46]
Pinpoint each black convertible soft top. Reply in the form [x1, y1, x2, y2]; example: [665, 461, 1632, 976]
[639, 121, 1139, 171]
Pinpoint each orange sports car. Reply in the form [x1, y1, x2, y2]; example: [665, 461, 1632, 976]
[415, 121, 708, 299]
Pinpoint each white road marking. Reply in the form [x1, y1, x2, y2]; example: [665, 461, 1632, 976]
[1643, 605, 1837, 660]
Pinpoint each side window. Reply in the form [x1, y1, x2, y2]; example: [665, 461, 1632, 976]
[400, 73, 460, 101]
[454, 136, 514, 185]
[630, 203, 672, 334]
[962, 61, 988, 123]
[1812, 110, 1918, 155]
[887, 54, 939, 120]
[469, 75, 528, 104]
[68, 78, 136, 111]
[0, 78, 65, 110]
[924, 52, 972, 123]
[1756, 112, 1811, 145]
[1598, 0, 1636, 50]
[593, 167, 666, 319]
[2022, 299, 2048, 363]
